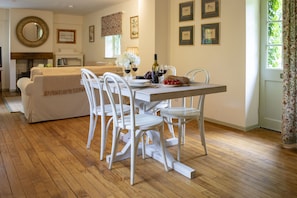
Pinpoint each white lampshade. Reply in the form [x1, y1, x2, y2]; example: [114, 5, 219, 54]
[126, 47, 139, 55]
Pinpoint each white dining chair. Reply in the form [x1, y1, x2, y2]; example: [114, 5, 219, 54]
[103, 72, 168, 185]
[160, 68, 210, 161]
[81, 68, 129, 160]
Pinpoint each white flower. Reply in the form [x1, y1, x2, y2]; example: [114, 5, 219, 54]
[116, 52, 140, 68]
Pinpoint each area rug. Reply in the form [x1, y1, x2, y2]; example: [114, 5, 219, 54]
[2, 96, 24, 113]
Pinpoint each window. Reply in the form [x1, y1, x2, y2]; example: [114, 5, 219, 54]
[266, 0, 282, 69]
[101, 12, 122, 58]
[105, 35, 121, 58]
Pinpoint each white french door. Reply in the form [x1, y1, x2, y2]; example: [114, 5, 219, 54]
[259, 68, 282, 132]
[259, 0, 283, 132]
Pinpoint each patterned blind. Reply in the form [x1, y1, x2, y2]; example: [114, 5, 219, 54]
[101, 12, 122, 36]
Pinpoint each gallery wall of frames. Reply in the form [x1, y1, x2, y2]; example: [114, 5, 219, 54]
[179, 0, 220, 46]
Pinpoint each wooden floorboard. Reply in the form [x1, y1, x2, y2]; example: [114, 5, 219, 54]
[1, 92, 297, 197]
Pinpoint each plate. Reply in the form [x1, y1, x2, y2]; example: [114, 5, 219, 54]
[162, 84, 182, 88]
[129, 82, 151, 88]
[129, 79, 151, 84]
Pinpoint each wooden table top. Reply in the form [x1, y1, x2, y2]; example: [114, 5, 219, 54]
[132, 83, 227, 102]
[86, 78, 227, 103]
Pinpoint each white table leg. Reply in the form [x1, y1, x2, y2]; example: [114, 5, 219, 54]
[106, 130, 195, 179]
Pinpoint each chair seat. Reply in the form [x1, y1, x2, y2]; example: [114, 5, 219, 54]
[161, 107, 200, 118]
[93, 104, 130, 116]
[118, 114, 163, 130]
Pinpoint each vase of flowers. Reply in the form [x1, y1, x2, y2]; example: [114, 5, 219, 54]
[116, 52, 140, 79]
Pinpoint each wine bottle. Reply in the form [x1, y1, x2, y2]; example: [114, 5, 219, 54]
[151, 54, 159, 83]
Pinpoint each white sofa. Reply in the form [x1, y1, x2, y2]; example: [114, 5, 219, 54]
[17, 66, 123, 123]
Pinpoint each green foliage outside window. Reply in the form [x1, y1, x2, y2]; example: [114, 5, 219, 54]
[267, 0, 282, 68]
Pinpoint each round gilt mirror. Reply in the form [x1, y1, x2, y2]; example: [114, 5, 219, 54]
[16, 16, 49, 47]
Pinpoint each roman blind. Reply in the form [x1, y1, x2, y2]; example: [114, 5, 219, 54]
[101, 12, 122, 36]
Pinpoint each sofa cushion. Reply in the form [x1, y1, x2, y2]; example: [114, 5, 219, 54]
[30, 65, 123, 80]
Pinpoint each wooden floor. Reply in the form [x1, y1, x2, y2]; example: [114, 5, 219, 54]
[1, 92, 297, 197]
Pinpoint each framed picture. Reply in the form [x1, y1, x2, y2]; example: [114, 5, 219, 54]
[179, 1, 194, 22]
[130, 16, 139, 39]
[89, 25, 95, 42]
[202, 0, 219, 18]
[201, 23, 220, 44]
[57, 29, 76, 44]
[179, 26, 194, 45]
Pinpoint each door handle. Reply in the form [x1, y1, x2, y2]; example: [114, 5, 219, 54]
[280, 73, 283, 79]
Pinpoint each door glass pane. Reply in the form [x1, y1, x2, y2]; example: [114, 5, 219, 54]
[267, 0, 282, 69]
[267, 22, 282, 44]
[267, 45, 282, 68]
[268, 0, 282, 21]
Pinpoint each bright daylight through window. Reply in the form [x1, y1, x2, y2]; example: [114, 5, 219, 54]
[266, 0, 282, 69]
[105, 35, 121, 58]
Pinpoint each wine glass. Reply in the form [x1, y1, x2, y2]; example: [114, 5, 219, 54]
[124, 65, 131, 80]
[131, 64, 138, 78]
[158, 65, 166, 83]
[132, 64, 138, 72]
[163, 65, 168, 75]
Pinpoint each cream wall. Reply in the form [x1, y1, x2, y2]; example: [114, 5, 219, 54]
[245, 0, 260, 129]
[82, 0, 139, 64]
[137, 0, 170, 72]
[9, 10, 83, 54]
[67, 0, 258, 131]
[53, 14, 83, 54]
[155, 0, 169, 65]
[166, 0, 259, 130]
[138, 0, 156, 72]
[136, 0, 260, 130]
[0, 9, 83, 90]
[83, 0, 260, 130]
[10, 9, 54, 52]
[0, 9, 9, 90]
[8, 9, 54, 91]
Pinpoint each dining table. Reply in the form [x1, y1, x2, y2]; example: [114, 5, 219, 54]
[90, 79, 227, 179]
